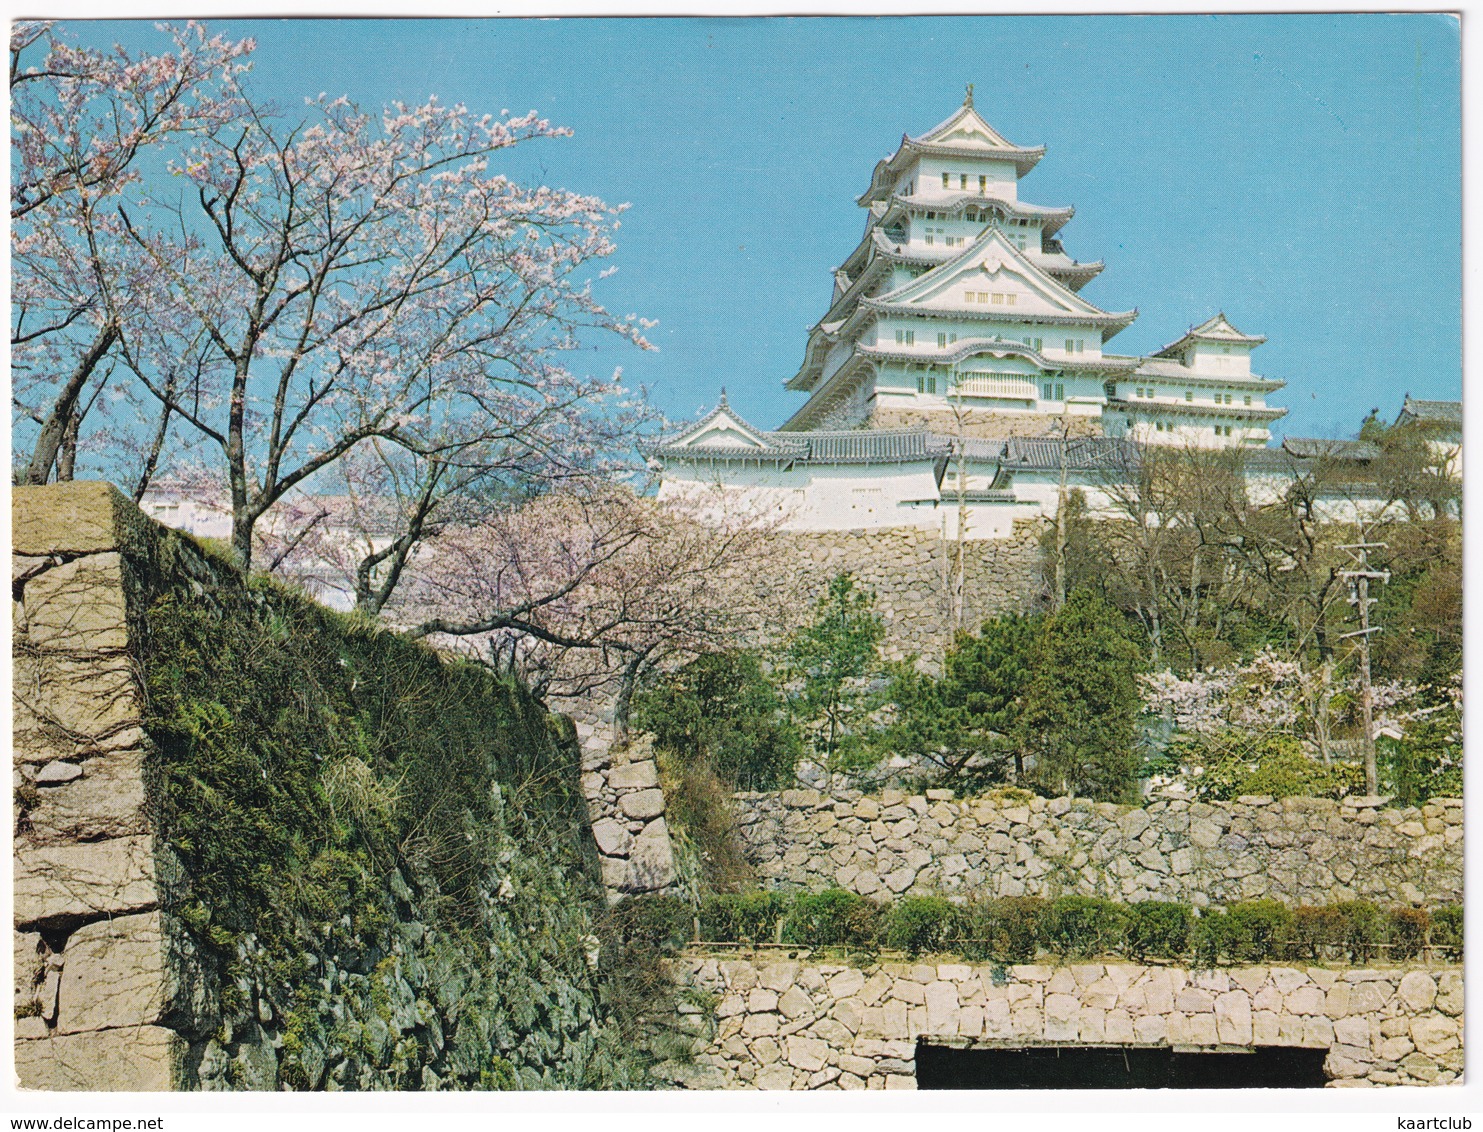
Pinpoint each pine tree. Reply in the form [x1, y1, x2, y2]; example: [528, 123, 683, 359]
[786, 573, 884, 780]
[1015, 589, 1143, 801]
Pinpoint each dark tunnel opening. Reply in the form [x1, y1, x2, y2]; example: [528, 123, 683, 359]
[914, 1042, 1330, 1089]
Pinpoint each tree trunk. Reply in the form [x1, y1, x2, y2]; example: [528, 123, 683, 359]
[612, 650, 650, 745]
[57, 409, 79, 481]
[24, 321, 118, 485]
[232, 510, 256, 573]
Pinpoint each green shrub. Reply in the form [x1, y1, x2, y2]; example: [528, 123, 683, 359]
[1334, 901, 1387, 963]
[1377, 713, 1462, 807]
[1222, 900, 1292, 962]
[1045, 896, 1130, 958]
[657, 752, 756, 893]
[957, 897, 1047, 962]
[884, 897, 960, 955]
[1431, 905, 1463, 953]
[1179, 732, 1364, 801]
[699, 891, 787, 944]
[1287, 905, 1346, 961]
[633, 650, 802, 791]
[1126, 901, 1193, 961]
[1387, 907, 1430, 961]
[1191, 909, 1228, 966]
[780, 889, 879, 948]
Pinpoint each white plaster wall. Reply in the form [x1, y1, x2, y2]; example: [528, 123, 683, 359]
[913, 156, 1020, 203]
[1191, 341, 1254, 376]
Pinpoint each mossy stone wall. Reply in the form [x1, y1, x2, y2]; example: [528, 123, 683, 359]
[14, 482, 650, 1091]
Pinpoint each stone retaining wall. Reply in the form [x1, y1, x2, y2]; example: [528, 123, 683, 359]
[13, 482, 200, 1089]
[577, 728, 678, 901]
[13, 483, 648, 1091]
[659, 956, 1463, 1089]
[732, 788, 1463, 907]
[766, 527, 1045, 664]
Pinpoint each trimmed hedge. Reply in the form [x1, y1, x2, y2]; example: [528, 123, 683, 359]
[677, 892, 1462, 965]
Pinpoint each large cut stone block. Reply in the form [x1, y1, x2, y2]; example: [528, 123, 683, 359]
[27, 746, 150, 842]
[23, 553, 130, 653]
[14, 931, 43, 1006]
[14, 836, 156, 929]
[55, 911, 212, 1036]
[12, 481, 154, 558]
[628, 818, 676, 891]
[619, 788, 666, 821]
[13, 1023, 182, 1090]
[607, 760, 659, 790]
[13, 652, 142, 760]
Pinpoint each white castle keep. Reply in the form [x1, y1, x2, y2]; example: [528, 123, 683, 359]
[652, 90, 1447, 538]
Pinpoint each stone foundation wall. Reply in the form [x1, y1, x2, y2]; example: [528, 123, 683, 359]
[766, 527, 1045, 664]
[659, 956, 1463, 1089]
[732, 788, 1463, 906]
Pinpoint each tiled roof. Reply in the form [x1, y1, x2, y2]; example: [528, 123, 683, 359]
[1282, 437, 1382, 461]
[999, 436, 1141, 472]
[653, 426, 953, 466]
[1244, 445, 1381, 488]
[798, 429, 951, 464]
[1399, 397, 1461, 429]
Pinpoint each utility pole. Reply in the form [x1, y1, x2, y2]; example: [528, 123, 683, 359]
[951, 376, 967, 635]
[1338, 542, 1390, 796]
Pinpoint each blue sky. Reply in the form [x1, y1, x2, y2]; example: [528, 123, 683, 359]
[62, 15, 1461, 441]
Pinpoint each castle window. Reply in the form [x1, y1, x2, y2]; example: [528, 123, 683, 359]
[942, 172, 950, 188]
[895, 329, 915, 346]
[960, 174, 968, 189]
[1244, 394, 1252, 406]
[979, 174, 988, 193]
[926, 375, 937, 394]
[1185, 390, 1193, 402]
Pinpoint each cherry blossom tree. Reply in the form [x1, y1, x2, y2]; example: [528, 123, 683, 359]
[388, 485, 791, 735]
[108, 87, 655, 570]
[11, 21, 254, 486]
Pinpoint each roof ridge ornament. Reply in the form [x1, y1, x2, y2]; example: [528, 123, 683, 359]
[965, 83, 975, 108]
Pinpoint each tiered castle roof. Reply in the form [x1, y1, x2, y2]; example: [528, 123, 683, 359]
[784, 88, 1141, 428]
